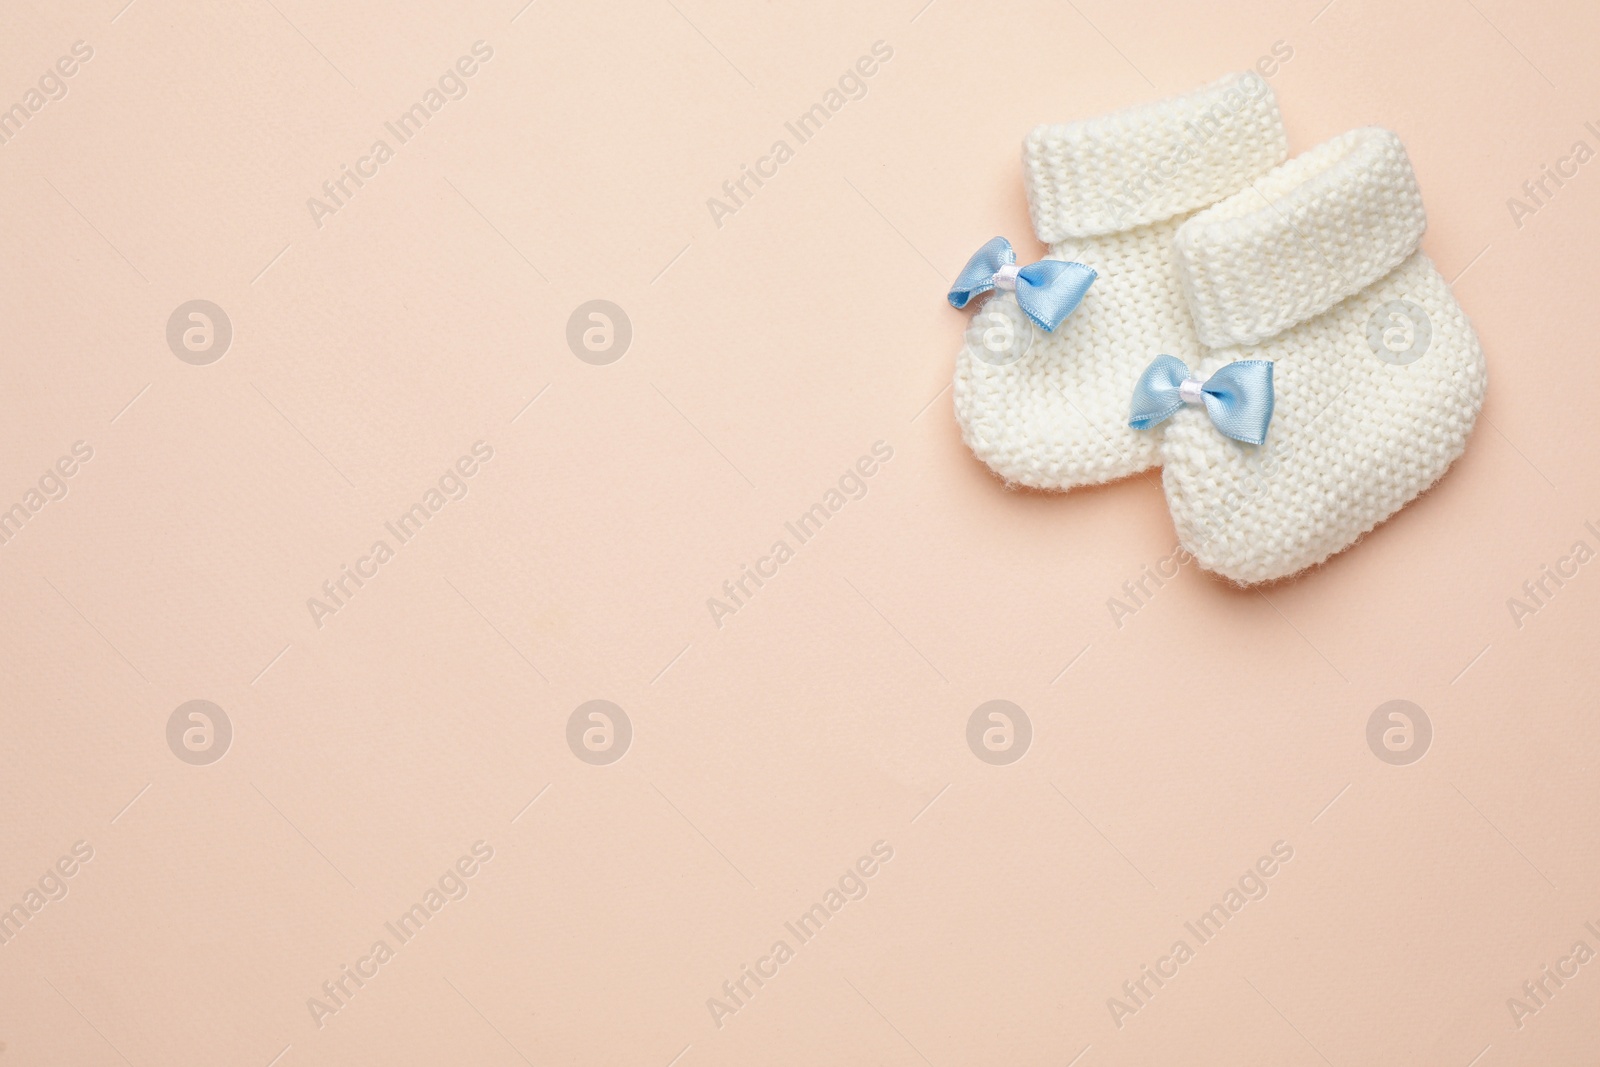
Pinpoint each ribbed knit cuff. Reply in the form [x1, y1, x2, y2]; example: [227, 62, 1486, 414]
[1022, 72, 1288, 242]
[1173, 127, 1427, 348]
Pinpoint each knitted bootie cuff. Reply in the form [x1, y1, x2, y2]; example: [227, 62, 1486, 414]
[1173, 127, 1428, 348]
[1022, 71, 1288, 242]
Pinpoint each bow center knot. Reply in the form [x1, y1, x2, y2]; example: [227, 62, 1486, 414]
[1178, 377, 1206, 406]
[991, 262, 1021, 291]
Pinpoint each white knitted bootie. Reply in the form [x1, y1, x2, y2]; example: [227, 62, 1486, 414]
[951, 72, 1288, 490]
[1150, 127, 1487, 583]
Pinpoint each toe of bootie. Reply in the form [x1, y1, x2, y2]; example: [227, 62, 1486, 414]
[1161, 252, 1486, 584]
[1158, 128, 1487, 583]
[953, 224, 1182, 490]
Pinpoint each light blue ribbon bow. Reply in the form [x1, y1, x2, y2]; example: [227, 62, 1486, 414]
[1129, 354, 1275, 445]
[947, 236, 1096, 332]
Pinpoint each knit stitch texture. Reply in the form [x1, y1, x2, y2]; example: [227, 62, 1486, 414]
[954, 72, 1288, 490]
[1159, 128, 1487, 583]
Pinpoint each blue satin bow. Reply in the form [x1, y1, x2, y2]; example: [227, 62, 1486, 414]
[947, 236, 1096, 332]
[1129, 355, 1275, 445]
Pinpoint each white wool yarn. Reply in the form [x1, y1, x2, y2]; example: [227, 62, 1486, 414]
[1158, 127, 1487, 584]
[953, 72, 1288, 490]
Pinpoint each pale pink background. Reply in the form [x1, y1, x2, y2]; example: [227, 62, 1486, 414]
[1, 0, 1597, 1063]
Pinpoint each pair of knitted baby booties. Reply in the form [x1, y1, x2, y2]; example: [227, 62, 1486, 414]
[949, 72, 1486, 584]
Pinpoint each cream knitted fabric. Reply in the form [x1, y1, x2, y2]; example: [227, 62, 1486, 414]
[953, 72, 1288, 489]
[1158, 127, 1487, 583]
